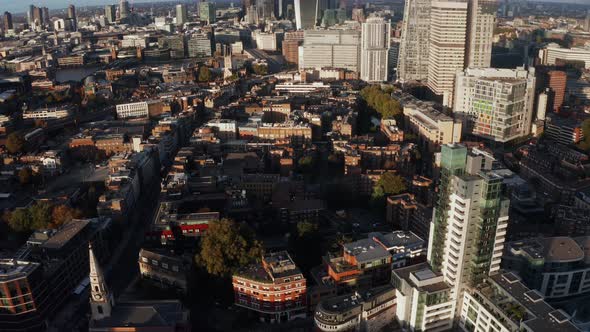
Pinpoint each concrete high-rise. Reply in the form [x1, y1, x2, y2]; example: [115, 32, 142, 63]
[200, 1, 216, 23]
[299, 29, 361, 72]
[105, 5, 116, 24]
[454, 67, 536, 142]
[120, 0, 130, 20]
[547, 70, 567, 112]
[584, 10, 590, 32]
[360, 17, 391, 82]
[427, 0, 468, 106]
[176, 4, 188, 25]
[465, 0, 497, 68]
[397, 0, 431, 83]
[294, 0, 318, 29]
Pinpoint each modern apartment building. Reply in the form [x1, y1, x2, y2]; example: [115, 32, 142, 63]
[454, 67, 536, 142]
[397, 0, 431, 82]
[502, 236, 590, 299]
[360, 17, 391, 82]
[232, 251, 307, 323]
[427, 0, 468, 106]
[299, 29, 361, 72]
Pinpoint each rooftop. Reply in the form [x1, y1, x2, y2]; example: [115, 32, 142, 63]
[90, 300, 187, 329]
[0, 260, 40, 282]
[41, 220, 90, 250]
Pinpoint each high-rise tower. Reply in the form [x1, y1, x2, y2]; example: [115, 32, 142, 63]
[120, 0, 130, 20]
[176, 4, 188, 25]
[360, 17, 391, 82]
[89, 244, 114, 321]
[465, 0, 497, 68]
[397, 0, 431, 83]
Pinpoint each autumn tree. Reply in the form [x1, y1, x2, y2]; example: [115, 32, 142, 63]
[52, 205, 82, 228]
[6, 133, 25, 154]
[195, 219, 263, 277]
[198, 66, 212, 82]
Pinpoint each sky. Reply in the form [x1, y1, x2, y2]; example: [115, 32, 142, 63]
[0, 0, 588, 15]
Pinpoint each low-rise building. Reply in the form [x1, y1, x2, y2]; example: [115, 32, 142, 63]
[233, 251, 307, 323]
[138, 248, 190, 293]
[116, 100, 162, 119]
[23, 105, 74, 120]
[314, 285, 396, 332]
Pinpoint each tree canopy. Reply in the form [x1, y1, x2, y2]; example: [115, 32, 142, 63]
[360, 85, 402, 120]
[7, 203, 82, 233]
[195, 219, 263, 277]
[252, 64, 268, 76]
[578, 119, 590, 151]
[6, 133, 25, 154]
[376, 172, 407, 196]
[198, 66, 212, 82]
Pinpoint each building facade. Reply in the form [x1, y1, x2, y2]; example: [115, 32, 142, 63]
[397, 0, 431, 82]
[360, 18, 391, 82]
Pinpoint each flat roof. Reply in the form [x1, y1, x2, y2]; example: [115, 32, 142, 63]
[42, 220, 90, 250]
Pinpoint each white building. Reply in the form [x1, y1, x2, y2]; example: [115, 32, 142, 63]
[253, 31, 278, 51]
[397, 0, 431, 82]
[23, 106, 73, 119]
[299, 29, 361, 72]
[538, 43, 590, 69]
[176, 4, 188, 25]
[453, 67, 536, 142]
[360, 17, 391, 82]
[116, 101, 160, 119]
[427, 0, 468, 107]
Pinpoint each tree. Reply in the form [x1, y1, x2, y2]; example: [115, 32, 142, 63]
[29, 202, 53, 230]
[298, 155, 315, 173]
[7, 208, 32, 233]
[578, 119, 590, 151]
[18, 168, 32, 185]
[376, 172, 407, 195]
[6, 133, 25, 154]
[198, 66, 212, 82]
[252, 64, 268, 76]
[52, 205, 82, 228]
[196, 219, 263, 277]
[297, 221, 318, 238]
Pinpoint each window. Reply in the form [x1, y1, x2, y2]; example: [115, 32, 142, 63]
[97, 305, 103, 314]
[162, 263, 169, 269]
[152, 260, 159, 266]
[141, 257, 148, 263]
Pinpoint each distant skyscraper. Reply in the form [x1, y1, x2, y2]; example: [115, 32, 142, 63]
[28, 5, 34, 25]
[176, 4, 188, 25]
[397, 0, 430, 83]
[466, 0, 496, 68]
[105, 5, 116, 24]
[257, 0, 276, 20]
[120, 0, 130, 19]
[585, 11, 590, 32]
[454, 67, 536, 142]
[68, 5, 77, 31]
[200, 1, 216, 24]
[3, 11, 13, 32]
[294, 0, 317, 29]
[42, 7, 50, 26]
[427, 0, 468, 106]
[360, 17, 391, 82]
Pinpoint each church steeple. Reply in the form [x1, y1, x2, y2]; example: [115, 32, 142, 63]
[89, 243, 114, 321]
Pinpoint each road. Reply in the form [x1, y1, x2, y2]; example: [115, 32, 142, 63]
[46, 181, 161, 332]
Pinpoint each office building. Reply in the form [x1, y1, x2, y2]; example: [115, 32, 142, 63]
[105, 5, 116, 24]
[3, 11, 13, 32]
[232, 251, 307, 323]
[546, 70, 567, 112]
[465, 0, 496, 68]
[68, 4, 77, 30]
[200, 1, 216, 24]
[538, 43, 590, 69]
[176, 4, 188, 25]
[360, 17, 391, 82]
[299, 29, 361, 72]
[187, 34, 212, 58]
[116, 100, 161, 119]
[585, 11, 590, 32]
[119, 0, 130, 20]
[397, 0, 431, 82]
[294, 0, 318, 29]
[138, 248, 189, 293]
[454, 67, 536, 142]
[282, 39, 301, 64]
[257, 0, 276, 20]
[427, 0, 468, 106]
[159, 35, 186, 59]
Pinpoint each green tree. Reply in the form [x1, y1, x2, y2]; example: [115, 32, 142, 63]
[297, 221, 318, 238]
[252, 64, 268, 75]
[7, 208, 32, 233]
[577, 119, 590, 151]
[18, 168, 32, 185]
[196, 219, 263, 277]
[376, 172, 407, 195]
[6, 133, 25, 154]
[29, 202, 53, 230]
[198, 66, 212, 82]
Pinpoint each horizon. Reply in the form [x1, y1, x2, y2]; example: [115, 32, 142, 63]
[1, 0, 589, 15]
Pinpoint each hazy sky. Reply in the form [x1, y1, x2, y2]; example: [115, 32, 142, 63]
[0, 0, 588, 15]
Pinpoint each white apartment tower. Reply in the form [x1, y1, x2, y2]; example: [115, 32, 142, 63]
[361, 17, 391, 82]
[299, 29, 361, 72]
[465, 0, 497, 68]
[454, 67, 536, 143]
[397, 0, 431, 82]
[427, 0, 468, 107]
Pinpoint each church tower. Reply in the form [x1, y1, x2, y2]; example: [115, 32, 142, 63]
[89, 244, 114, 321]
